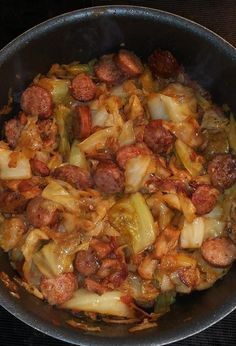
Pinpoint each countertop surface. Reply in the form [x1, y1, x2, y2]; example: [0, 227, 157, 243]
[0, 1, 236, 345]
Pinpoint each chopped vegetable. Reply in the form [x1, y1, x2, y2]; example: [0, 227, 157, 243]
[0, 148, 31, 180]
[119, 120, 136, 147]
[175, 139, 204, 177]
[125, 155, 152, 193]
[55, 105, 71, 159]
[180, 217, 205, 249]
[79, 127, 118, 154]
[69, 140, 88, 170]
[61, 289, 134, 318]
[109, 192, 156, 253]
[154, 292, 176, 314]
[37, 77, 70, 104]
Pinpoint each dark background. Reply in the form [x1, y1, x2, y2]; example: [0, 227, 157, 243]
[0, 1, 236, 345]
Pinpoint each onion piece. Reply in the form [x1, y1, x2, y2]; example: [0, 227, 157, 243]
[0, 148, 31, 180]
[61, 289, 134, 318]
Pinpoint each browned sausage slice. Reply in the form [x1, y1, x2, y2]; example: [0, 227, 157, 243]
[73, 105, 92, 140]
[94, 54, 124, 84]
[26, 196, 59, 227]
[71, 73, 96, 102]
[30, 158, 50, 177]
[191, 185, 219, 215]
[207, 154, 236, 190]
[201, 237, 236, 267]
[93, 161, 124, 194]
[5, 119, 23, 148]
[52, 164, 92, 190]
[40, 272, 77, 305]
[148, 49, 179, 78]
[21, 85, 53, 118]
[115, 49, 144, 77]
[144, 120, 175, 155]
[75, 250, 99, 276]
[116, 143, 150, 169]
[0, 191, 27, 213]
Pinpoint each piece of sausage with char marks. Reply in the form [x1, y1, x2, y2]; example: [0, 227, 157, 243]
[21, 85, 53, 118]
[115, 49, 144, 77]
[207, 154, 236, 190]
[94, 54, 124, 84]
[93, 161, 124, 194]
[5, 119, 23, 148]
[201, 237, 236, 267]
[53, 164, 92, 190]
[144, 120, 175, 155]
[148, 49, 179, 78]
[72, 105, 92, 140]
[75, 250, 99, 277]
[26, 196, 60, 227]
[40, 272, 77, 305]
[0, 191, 27, 213]
[71, 73, 96, 102]
[30, 158, 50, 177]
[191, 185, 219, 215]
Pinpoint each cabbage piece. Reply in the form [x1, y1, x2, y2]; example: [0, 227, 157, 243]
[21, 228, 49, 282]
[180, 217, 205, 249]
[201, 108, 229, 130]
[109, 192, 156, 253]
[178, 193, 196, 223]
[61, 289, 134, 318]
[91, 106, 109, 128]
[79, 127, 118, 154]
[125, 95, 144, 120]
[154, 291, 176, 314]
[33, 241, 74, 278]
[42, 181, 80, 213]
[158, 202, 175, 231]
[69, 140, 88, 170]
[139, 67, 155, 92]
[55, 104, 71, 159]
[0, 148, 31, 180]
[125, 155, 152, 193]
[118, 120, 136, 147]
[229, 113, 236, 152]
[148, 83, 197, 122]
[37, 77, 70, 104]
[175, 139, 204, 177]
[63, 60, 96, 76]
[202, 129, 229, 160]
[18, 117, 43, 151]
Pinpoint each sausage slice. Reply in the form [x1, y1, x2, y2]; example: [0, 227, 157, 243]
[5, 119, 23, 148]
[72, 105, 92, 140]
[26, 196, 59, 228]
[115, 49, 144, 77]
[75, 250, 99, 277]
[148, 49, 179, 78]
[144, 120, 175, 155]
[30, 158, 50, 177]
[207, 154, 236, 190]
[71, 73, 96, 102]
[191, 185, 219, 215]
[93, 161, 124, 194]
[201, 237, 236, 267]
[94, 54, 124, 84]
[116, 143, 150, 169]
[52, 164, 92, 190]
[40, 272, 77, 305]
[21, 85, 53, 118]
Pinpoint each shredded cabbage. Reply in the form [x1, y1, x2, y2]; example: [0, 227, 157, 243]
[180, 217, 205, 249]
[125, 155, 152, 193]
[37, 77, 70, 104]
[175, 139, 204, 177]
[119, 120, 136, 147]
[69, 140, 88, 170]
[79, 127, 118, 154]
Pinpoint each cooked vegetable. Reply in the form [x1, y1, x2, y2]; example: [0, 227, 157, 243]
[119, 120, 136, 147]
[125, 155, 152, 193]
[33, 241, 74, 278]
[109, 192, 156, 253]
[180, 217, 205, 249]
[69, 140, 88, 170]
[0, 148, 31, 180]
[61, 289, 134, 318]
[175, 139, 204, 177]
[55, 105, 71, 159]
[79, 127, 118, 154]
[37, 77, 70, 104]
[42, 181, 80, 213]
[154, 292, 176, 314]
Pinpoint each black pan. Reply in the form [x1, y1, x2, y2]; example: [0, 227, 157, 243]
[0, 5, 236, 346]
